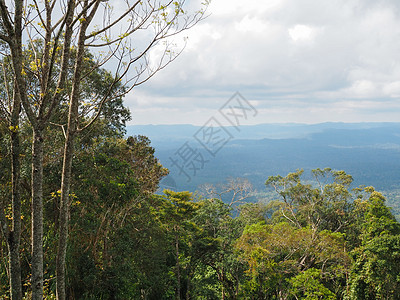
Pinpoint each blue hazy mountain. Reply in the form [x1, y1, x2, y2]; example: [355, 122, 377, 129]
[127, 122, 396, 146]
[126, 123, 400, 193]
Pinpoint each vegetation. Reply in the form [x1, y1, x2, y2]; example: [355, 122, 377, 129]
[0, 0, 398, 298]
[2, 94, 400, 299]
[0, 0, 208, 298]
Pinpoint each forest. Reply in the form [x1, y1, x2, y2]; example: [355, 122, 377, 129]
[1, 97, 400, 299]
[0, 0, 399, 299]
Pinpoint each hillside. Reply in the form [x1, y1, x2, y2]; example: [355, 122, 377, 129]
[127, 123, 400, 192]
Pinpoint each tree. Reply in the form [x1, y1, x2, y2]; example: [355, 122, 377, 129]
[0, 135, 19, 299]
[64, 135, 154, 298]
[347, 189, 400, 299]
[0, 0, 208, 298]
[348, 235, 400, 299]
[159, 190, 200, 299]
[200, 177, 255, 208]
[236, 221, 349, 299]
[231, 169, 359, 298]
[260, 169, 400, 299]
[126, 135, 169, 194]
[288, 268, 336, 300]
[0, 76, 23, 298]
[191, 197, 245, 300]
[265, 168, 354, 233]
[30, 120, 170, 297]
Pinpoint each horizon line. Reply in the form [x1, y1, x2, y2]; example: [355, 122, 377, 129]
[126, 121, 400, 127]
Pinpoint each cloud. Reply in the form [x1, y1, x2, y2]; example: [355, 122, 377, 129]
[288, 24, 319, 42]
[127, 0, 400, 125]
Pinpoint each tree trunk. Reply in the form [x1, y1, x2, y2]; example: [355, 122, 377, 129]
[56, 11, 87, 299]
[6, 95, 23, 299]
[9, 125, 22, 300]
[56, 123, 76, 300]
[185, 268, 191, 300]
[8, 232, 22, 300]
[31, 128, 44, 300]
[0, 0, 26, 297]
[220, 268, 225, 300]
[175, 232, 181, 300]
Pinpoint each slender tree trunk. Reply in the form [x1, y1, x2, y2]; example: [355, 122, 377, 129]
[9, 123, 22, 300]
[0, 121, 23, 300]
[55, 94, 79, 297]
[219, 269, 225, 300]
[56, 12, 87, 299]
[31, 130, 44, 300]
[185, 268, 191, 300]
[9, 227, 22, 300]
[2, 90, 24, 299]
[175, 231, 181, 300]
[0, 0, 26, 297]
[56, 123, 76, 300]
[220, 258, 225, 300]
[31, 128, 44, 300]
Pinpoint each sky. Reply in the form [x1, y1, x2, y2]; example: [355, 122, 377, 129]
[124, 0, 400, 125]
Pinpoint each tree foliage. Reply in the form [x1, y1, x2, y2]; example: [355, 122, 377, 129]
[0, 0, 209, 297]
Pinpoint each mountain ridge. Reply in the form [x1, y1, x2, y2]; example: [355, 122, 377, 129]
[126, 122, 400, 195]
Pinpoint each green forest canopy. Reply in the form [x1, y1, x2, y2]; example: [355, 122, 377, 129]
[2, 110, 400, 298]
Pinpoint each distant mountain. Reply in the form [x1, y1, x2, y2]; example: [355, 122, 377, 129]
[126, 123, 400, 194]
[127, 122, 399, 140]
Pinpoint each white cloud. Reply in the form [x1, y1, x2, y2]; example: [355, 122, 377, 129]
[383, 81, 400, 97]
[344, 80, 380, 98]
[235, 16, 268, 34]
[210, 0, 284, 16]
[288, 24, 319, 42]
[127, 0, 400, 125]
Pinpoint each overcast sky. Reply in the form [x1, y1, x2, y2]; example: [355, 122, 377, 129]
[125, 0, 400, 125]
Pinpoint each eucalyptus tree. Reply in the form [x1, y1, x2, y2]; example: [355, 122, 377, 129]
[0, 55, 23, 299]
[0, 0, 209, 298]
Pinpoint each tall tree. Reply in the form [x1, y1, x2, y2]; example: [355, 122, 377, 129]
[0, 0, 208, 298]
[347, 189, 400, 299]
[160, 190, 199, 299]
[0, 83, 23, 299]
